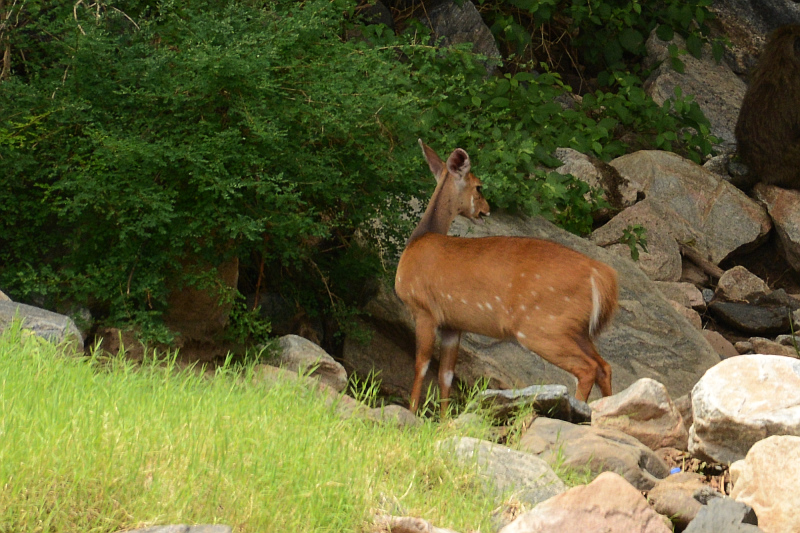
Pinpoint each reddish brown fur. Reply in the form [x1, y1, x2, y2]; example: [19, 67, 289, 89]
[735, 24, 800, 190]
[395, 141, 618, 415]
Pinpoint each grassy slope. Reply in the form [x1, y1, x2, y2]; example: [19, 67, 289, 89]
[0, 324, 498, 532]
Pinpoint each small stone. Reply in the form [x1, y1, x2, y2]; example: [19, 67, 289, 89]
[715, 266, 770, 302]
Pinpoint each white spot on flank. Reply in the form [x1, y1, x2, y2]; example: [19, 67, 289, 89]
[485, 303, 493, 311]
[549, 315, 555, 320]
[530, 291, 538, 297]
[477, 303, 484, 311]
[525, 316, 530, 321]
[535, 274, 541, 280]
[507, 283, 513, 288]
[461, 298, 468, 304]
[443, 370, 454, 388]
[495, 295, 502, 302]
[447, 294, 453, 301]
[535, 305, 541, 310]
[516, 331, 527, 339]
[564, 296, 571, 302]
[548, 286, 555, 292]
[520, 304, 527, 311]
[520, 273, 526, 278]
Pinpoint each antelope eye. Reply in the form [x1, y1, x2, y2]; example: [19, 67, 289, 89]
[476, 185, 483, 194]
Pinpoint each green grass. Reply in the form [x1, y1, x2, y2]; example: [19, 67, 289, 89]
[0, 323, 499, 532]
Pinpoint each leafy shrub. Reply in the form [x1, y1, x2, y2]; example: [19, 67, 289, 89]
[0, 0, 715, 340]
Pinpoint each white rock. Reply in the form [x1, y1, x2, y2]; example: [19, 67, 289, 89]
[689, 354, 800, 464]
[730, 435, 800, 533]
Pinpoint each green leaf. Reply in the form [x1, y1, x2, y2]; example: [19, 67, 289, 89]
[656, 24, 675, 42]
[618, 28, 644, 53]
[491, 97, 510, 108]
[712, 40, 724, 63]
[686, 34, 703, 59]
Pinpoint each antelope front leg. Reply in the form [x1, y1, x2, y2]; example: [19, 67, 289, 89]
[410, 315, 436, 413]
[438, 328, 461, 417]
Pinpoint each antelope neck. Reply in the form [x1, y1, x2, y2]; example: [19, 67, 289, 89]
[407, 169, 458, 244]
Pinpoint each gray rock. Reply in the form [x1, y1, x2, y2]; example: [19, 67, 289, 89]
[277, 334, 348, 392]
[480, 384, 592, 424]
[519, 417, 669, 490]
[591, 199, 683, 282]
[747, 337, 799, 358]
[0, 301, 83, 352]
[654, 281, 706, 310]
[440, 436, 566, 509]
[689, 355, 800, 464]
[716, 266, 771, 302]
[424, 0, 501, 74]
[553, 147, 640, 214]
[707, 301, 793, 336]
[643, 32, 747, 150]
[683, 497, 762, 533]
[608, 151, 772, 265]
[647, 472, 715, 531]
[753, 184, 800, 272]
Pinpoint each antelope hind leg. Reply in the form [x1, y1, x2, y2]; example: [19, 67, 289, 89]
[438, 328, 461, 417]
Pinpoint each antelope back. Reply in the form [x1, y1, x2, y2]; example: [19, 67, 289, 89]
[397, 234, 617, 342]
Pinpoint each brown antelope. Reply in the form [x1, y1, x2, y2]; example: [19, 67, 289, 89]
[395, 140, 618, 415]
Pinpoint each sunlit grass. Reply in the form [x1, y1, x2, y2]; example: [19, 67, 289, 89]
[0, 322, 498, 532]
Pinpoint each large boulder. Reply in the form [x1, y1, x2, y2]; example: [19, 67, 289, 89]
[498, 472, 671, 533]
[606, 151, 772, 265]
[344, 212, 721, 403]
[0, 301, 83, 352]
[643, 32, 747, 149]
[518, 417, 669, 490]
[730, 435, 800, 533]
[591, 199, 683, 281]
[424, 0, 501, 74]
[753, 184, 800, 272]
[689, 355, 800, 464]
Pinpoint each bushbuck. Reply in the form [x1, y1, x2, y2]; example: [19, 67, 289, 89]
[395, 140, 618, 415]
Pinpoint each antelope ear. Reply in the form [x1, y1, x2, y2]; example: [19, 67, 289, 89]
[419, 139, 446, 184]
[446, 148, 471, 181]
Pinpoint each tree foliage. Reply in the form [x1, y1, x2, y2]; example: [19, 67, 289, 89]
[0, 0, 715, 340]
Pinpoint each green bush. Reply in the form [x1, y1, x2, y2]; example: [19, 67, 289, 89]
[0, 0, 715, 339]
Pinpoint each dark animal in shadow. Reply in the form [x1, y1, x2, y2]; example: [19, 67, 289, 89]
[734, 24, 800, 190]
